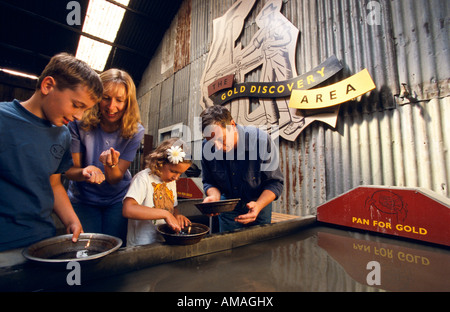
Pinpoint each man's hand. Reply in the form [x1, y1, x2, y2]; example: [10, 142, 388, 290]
[202, 194, 221, 216]
[234, 201, 261, 224]
[202, 195, 220, 203]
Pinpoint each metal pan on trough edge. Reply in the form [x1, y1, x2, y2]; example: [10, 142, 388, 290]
[194, 198, 241, 215]
[157, 223, 210, 245]
[22, 233, 122, 265]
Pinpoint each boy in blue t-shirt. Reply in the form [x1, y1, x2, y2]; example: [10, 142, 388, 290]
[0, 53, 103, 251]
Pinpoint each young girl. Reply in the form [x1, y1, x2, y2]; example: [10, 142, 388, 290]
[123, 138, 192, 246]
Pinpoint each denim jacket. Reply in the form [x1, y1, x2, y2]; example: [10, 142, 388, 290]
[201, 125, 284, 211]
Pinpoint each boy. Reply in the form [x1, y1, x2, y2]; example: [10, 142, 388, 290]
[200, 106, 284, 232]
[0, 53, 103, 251]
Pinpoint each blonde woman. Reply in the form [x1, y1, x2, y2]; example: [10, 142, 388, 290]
[65, 68, 144, 242]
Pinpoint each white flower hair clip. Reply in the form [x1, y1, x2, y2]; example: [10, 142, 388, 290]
[167, 145, 186, 164]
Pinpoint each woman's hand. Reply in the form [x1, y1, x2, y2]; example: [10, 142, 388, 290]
[82, 165, 105, 184]
[99, 147, 120, 168]
[99, 147, 129, 185]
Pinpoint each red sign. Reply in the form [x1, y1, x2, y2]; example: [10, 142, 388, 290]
[317, 186, 450, 246]
[207, 74, 234, 97]
[176, 178, 204, 199]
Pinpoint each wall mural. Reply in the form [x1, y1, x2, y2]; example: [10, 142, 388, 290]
[200, 0, 375, 141]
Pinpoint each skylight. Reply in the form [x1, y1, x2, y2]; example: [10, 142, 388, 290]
[75, 0, 130, 72]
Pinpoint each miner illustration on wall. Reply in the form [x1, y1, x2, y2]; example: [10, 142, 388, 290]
[236, 0, 304, 136]
[200, 0, 255, 107]
[200, 0, 343, 141]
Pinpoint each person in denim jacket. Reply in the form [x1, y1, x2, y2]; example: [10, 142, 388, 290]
[200, 106, 284, 232]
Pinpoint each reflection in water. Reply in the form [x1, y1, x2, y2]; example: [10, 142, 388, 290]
[317, 231, 450, 291]
[53, 226, 450, 292]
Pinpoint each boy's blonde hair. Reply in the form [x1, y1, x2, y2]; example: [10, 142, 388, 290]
[145, 138, 192, 177]
[80, 68, 141, 139]
[36, 52, 103, 103]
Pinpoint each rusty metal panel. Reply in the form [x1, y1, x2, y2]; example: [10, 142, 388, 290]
[187, 56, 207, 168]
[190, 0, 210, 60]
[147, 84, 162, 147]
[275, 0, 402, 215]
[275, 0, 449, 217]
[158, 75, 174, 130]
[173, 65, 191, 125]
[324, 96, 450, 200]
[187, 55, 207, 133]
[390, 0, 449, 103]
[137, 0, 450, 218]
[174, 0, 191, 72]
[276, 123, 327, 216]
[138, 90, 151, 135]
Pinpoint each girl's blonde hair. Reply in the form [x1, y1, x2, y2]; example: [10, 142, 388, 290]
[80, 68, 141, 139]
[145, 138, 192, 177]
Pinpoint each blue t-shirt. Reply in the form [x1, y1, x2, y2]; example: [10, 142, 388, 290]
[67, 120, 144, 206]
[0, 100, 73, 251]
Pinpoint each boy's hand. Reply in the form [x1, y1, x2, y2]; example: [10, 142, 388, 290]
[82, 165, 105, 184]
[66, 222, 83, 243]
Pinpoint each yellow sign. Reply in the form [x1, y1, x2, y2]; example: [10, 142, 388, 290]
[289, 69, 376, 109]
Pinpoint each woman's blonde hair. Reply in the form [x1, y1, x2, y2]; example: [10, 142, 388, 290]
[80, 68, 141, 139]
[145, 138, 192, 177]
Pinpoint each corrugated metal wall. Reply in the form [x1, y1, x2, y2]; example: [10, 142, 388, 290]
[136, 0, 450, 216]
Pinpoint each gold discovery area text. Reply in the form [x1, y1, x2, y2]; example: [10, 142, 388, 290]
[177, 296, 274, 309]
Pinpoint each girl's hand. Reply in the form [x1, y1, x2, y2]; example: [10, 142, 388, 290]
[176, 214, 191, 229]
[82, 165, 105, 184]
[165, 213, 181, 233]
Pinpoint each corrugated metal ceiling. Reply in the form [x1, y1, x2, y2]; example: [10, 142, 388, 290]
[0, 0, 182, 86]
